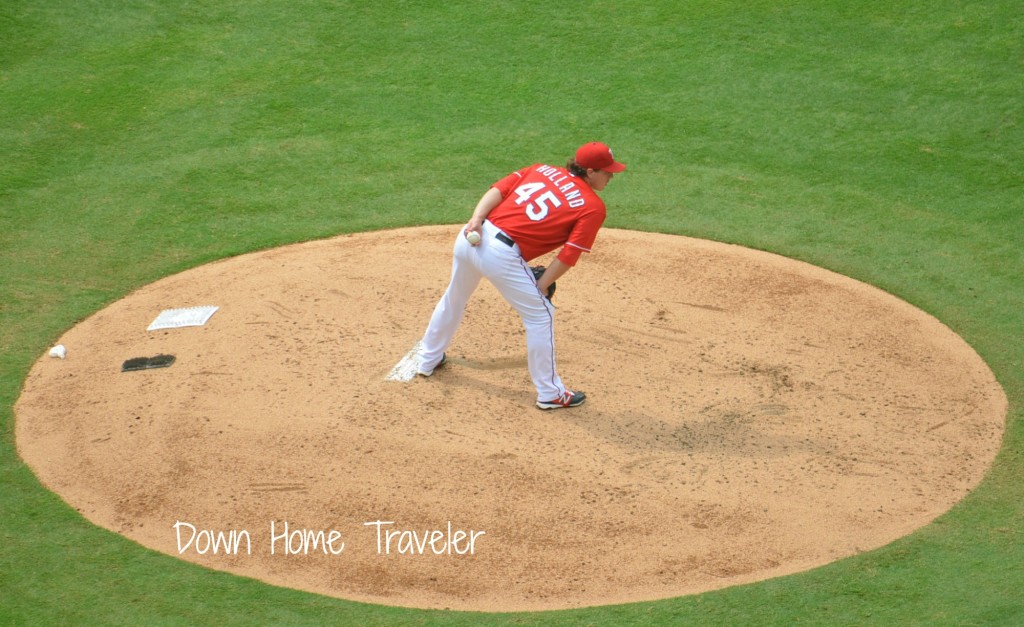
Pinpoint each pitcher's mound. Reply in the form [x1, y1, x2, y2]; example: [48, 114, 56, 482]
[15, 226, 1005, 611]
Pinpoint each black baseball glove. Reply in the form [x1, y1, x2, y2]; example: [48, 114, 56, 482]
[531, 265, 556, 300]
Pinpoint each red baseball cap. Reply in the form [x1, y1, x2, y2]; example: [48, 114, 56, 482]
[575, 141, 627, 173]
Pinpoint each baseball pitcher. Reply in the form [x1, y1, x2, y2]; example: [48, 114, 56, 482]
[417, 141, 626, 409]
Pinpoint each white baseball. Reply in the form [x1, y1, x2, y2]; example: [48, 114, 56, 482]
[465, 231, 481, 245]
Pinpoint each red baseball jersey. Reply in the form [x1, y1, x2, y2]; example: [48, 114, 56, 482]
[487, 164, 607, 266]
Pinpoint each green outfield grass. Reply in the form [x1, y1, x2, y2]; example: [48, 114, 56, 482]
[2, 1, 1021, 624]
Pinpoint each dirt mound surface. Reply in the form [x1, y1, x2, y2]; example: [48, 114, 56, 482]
[16, 226, 1006, 611]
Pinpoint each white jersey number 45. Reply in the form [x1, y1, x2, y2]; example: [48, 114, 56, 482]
[514, 182, 562, 221]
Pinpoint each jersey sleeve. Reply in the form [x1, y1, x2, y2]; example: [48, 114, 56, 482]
[556, 202, 607, 267]
[491, 165, 534, 198]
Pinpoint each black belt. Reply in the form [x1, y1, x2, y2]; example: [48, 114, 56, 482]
[495, 232, 516, 247]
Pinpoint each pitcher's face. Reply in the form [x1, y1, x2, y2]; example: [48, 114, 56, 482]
[588, 169, 614, 191]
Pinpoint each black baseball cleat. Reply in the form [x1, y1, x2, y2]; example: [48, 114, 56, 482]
[417, 353, 447, 377]
[536, 390, 586, 410]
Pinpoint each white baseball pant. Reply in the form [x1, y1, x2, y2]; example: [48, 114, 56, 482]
[419, 220, 566, 403]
